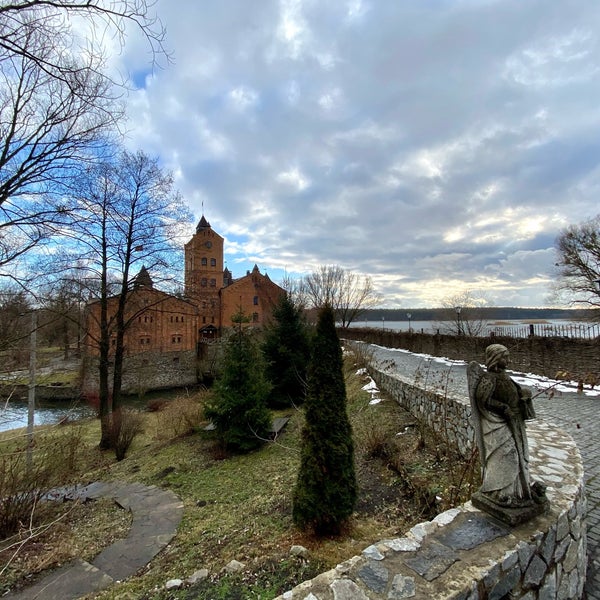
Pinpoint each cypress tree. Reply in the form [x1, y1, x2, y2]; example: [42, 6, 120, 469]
[204, 317, 272, 453]
[263, 293, 310, 408]
[292, 304, 357, 535]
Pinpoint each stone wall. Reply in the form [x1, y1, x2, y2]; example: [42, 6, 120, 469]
[341, 327, 600, 381]
[81, 349, 198, 396]
[275, 341, 587, 599]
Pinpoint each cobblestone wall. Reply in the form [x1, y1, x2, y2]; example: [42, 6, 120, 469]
[81, 350, 198, 396]
[276, 342, 587, 599]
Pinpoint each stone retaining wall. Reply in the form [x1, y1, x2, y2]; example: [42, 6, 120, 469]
[81, 350, 198, 396]
[276, 342, 587, 599]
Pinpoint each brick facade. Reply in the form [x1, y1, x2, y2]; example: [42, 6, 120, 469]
[83, 216, 285, 393]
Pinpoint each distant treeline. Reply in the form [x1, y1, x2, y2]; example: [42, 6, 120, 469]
[360, 307, 600, 322]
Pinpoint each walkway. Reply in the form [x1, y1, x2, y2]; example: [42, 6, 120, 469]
[534, 393, 600, 599]
[5, 481, 184, 600]
[366, 343, 600, 599]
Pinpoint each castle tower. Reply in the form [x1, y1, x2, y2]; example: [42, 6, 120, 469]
[184, 216, 224, 334]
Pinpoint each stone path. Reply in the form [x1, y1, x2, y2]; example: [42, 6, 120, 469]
[534, 392, 600, 599]
[5, 481, 184, 600]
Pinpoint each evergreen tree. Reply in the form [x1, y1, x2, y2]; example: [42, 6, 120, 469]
[263, 293, 311, 408]
[205, 314, 272, 453]
[292, 304, 357, 535]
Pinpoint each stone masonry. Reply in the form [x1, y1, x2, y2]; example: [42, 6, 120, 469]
[275, 342, 587, 599]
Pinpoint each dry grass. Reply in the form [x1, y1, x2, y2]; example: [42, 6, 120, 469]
[0, 362, 476, 599]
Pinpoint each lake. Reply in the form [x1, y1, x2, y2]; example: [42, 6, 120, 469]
[349, 319, 600, 338]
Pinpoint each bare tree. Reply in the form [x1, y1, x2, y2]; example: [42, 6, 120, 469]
[56, 149, 191, 450]
[0, 1, 166, 273]
[0, 283, 30, 351]
[555, 214, 600, 308]
[437, 290, 490, 336]
[300, 265, 379, 328]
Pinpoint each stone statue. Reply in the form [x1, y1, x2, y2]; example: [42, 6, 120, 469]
[467, 344, 547, 525]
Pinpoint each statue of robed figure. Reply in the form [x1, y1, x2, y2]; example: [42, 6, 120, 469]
[467, 344, 547, 525]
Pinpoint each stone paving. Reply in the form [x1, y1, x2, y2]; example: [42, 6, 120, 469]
[533, 392, 600, 600]
[4, 481, 184, 600]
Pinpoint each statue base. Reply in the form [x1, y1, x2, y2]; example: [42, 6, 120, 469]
[472, 490, 548, 527]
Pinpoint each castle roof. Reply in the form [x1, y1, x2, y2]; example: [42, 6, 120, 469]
[196, 215, 211, 233]
[133, 266, 153, 289]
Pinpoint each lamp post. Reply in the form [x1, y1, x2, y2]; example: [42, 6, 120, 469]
[455, 306, 462, 336]
[407, 312, 412, 333]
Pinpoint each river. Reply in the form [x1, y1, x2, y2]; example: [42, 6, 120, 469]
[0, 399, 96, 433]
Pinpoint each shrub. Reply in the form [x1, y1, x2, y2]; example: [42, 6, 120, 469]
[111, 408, 144, 461]
[0, 427, 85, 538]
[153, 395, 206, 440]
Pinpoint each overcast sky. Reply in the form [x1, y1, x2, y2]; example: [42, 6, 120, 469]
[116, 0, 600, 308]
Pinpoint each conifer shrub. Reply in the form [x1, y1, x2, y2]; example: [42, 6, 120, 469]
[262, 293, 310, 408]
[204, 321, 272, 453]
[292, 304, 357, 535]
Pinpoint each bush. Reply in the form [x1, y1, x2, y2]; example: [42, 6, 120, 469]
[153, 395, 206, 440]
[111, 408, 144, 461]
[0, 427, 85, 538]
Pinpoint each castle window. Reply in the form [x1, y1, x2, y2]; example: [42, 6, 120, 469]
[140, 337, 151, 345]
[201, 278, 207, 287]
[202, 316, 206, 324]
[253, 312, 259, 323]
[171, 335, 182, 344]
[210, 278, 216, 287]
[210, 258, 216, 267]
[253, 296, 259, 305]
[201, 257, 207, 266]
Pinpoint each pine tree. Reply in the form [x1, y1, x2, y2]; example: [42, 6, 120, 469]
[263, 293, 310, 408]
[292, 304, 357, 535]
[204, 316, 272, 453]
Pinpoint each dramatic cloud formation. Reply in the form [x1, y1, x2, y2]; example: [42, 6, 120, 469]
[118, 0, 600, 307]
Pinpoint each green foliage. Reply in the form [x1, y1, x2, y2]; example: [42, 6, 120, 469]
[292, 304, 357, 536]
[263, 293, 310, 408]
[205, 327, 272, 453]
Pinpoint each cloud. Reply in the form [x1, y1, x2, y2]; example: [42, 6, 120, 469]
[115, 0, 600, 307]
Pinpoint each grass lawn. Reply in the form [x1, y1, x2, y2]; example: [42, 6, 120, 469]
[0, 352, 478, 599]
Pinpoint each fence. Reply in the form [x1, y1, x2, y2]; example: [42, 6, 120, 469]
[487, 321, 600, 340]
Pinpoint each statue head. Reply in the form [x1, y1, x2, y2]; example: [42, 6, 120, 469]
[485, 344, 509, 372]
